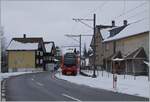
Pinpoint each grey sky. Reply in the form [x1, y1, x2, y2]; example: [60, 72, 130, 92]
[1, 0, 149, 51]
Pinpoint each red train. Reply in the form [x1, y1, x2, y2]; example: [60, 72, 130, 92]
[61, 52, 79, 75]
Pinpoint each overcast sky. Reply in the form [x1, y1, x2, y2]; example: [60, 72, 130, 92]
[1, 0, 149, 51]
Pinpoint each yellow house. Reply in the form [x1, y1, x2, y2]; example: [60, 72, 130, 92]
[7, 34, 46, 72]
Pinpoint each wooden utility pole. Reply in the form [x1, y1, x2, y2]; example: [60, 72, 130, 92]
[92, 13, 96, 78]
[79, 34, 81, 72]
[71, 14, 97, 77]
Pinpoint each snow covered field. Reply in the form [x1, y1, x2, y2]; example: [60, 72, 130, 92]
[55, 70, 149, 98]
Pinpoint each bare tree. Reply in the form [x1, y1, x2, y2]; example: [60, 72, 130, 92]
[1, 26, 8, 72]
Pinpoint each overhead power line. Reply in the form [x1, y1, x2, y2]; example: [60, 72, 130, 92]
[73, 18, 94, 29]
[117, 9, 148, 23]
[129, 17, 148, 25]
[118, 17, 147, 26]
[77, 20, 93, 29]
[69, 37, 79, 43]
[73, 18, 93, 21]
[126, 9, 148, 20]
[114, 2, 147, 20]
[123, 0, 126, 20]
[82, 1, 108, 19]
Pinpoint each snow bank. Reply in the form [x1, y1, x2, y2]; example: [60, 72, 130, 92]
[55, 71, 149, 98]
[0, 71, 36, 81]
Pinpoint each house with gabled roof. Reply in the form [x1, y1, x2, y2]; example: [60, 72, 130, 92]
[124, 47, 148, 75]
[103, 19, 149, 75]
[43, 41, 56, 71]
[6, 34, 46, 72]
[90, 20, 127, 69]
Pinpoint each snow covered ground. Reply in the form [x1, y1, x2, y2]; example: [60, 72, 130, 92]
[55, 70, 149, 98]
[0, 71, 42, 81]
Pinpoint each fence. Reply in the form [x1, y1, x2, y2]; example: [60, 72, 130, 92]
[1, 79, 6, 101]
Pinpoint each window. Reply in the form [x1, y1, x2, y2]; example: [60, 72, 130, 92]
[36, 59, 39, 64]
[44, 57, 46, 61]
[40, 59, 43, 64]
[37, 51, 39, 55]
[40, 51, 43, 56]
[38, 44, 41, 48]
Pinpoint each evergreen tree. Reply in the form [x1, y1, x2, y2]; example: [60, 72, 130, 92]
[83, 43, 88, 58]
[87, 48, 93, 57]
[74, 48, 77, 54]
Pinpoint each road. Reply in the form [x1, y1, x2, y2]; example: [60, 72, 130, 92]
[5, 72, 148, 101]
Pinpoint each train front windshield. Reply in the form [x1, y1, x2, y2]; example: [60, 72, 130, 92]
[64, 53, 76, 66]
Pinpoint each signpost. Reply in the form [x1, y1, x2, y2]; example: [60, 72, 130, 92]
[113, 73, 117, 91]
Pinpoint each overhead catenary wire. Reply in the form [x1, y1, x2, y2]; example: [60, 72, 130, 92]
[113, 2, 147, 20]
[81, 1, 108, 19]
[74, 1, 108, 30]
[126, 17, 148, 25]
[69, 37, 79, 43]
[70, 1, 109, 43]
[117, 9, 148, 24]
[75, 20, 93, 29]
[123, 0, 126, 20]
[125, 9, 148, 20]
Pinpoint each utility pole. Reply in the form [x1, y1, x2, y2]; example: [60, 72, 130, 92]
[0, 0, 2, 73]
[79, 34, 81, 73]
[65, 34, 92, 73]
[71, 14, 97, 78]
[92, 13, 96, 78]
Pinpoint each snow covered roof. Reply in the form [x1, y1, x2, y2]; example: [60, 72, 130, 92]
[104, 19, 149, 42]
[143, 61, 150, 67]
[100, 28, 111, 40]
[54, 59, 59, 62]
[112, 58, 124, 61]
[100, 26, 124, 40]
[125, 47, 147, 59]
[7, 40, 39, 50]
[45, 43, 53, 52]
[89, 53, 93, 57]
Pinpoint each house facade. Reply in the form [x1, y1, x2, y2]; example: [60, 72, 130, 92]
[90, 20, 127, 69]
[90, 25, 114, 68]
[7, 34, 46, 72]
[115, 32, 149, 58]
[43, 41, 56, 71]
[103, 19, 149, 75]
[104, 31, 149, 75]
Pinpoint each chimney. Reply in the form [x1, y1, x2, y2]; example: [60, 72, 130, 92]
[123, 20, 127, 26]
[23, 34, 26, 38]
[112, 20, 115, 27]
